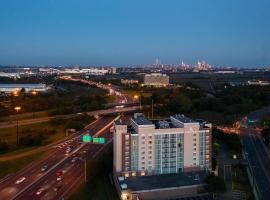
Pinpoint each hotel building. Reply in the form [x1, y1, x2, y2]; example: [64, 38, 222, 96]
[113, 113, 212, 177]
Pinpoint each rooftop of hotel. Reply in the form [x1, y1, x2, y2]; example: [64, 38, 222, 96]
[131, 115, 153, 126]
[171, 114, 196, 123]
[132, 114, 203, 126]
[126, 114, 210, 132]
[118, 171, 207, 192]
[115, 113, 210, 131]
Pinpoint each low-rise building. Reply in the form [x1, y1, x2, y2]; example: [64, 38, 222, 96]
[0, 84, 49, 93]
[81, 68, 109, 75]
[143, 73, 169, 86]
[247, 80, 270, 86]
[0, 72, 21, 79]
[121, 79, 139, 85]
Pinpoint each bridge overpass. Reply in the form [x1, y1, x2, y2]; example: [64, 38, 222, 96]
[86, 105, 140, 116]
[0, 106, 141, 129]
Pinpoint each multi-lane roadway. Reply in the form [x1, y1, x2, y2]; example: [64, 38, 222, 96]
[66, 77, 134, 104]
[240, 128, 270, 200]
[0, 78, 136, 200]
[0, 115, 121, 200]
[213, 106, 270, 199]
[239, 106, 270, 200]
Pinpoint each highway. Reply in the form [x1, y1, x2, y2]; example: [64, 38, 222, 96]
[0, 115, 120, 200]
[0, 77, 137, 130]
[63, 77, 134, 104]
[239, 106, 270, 200]
[215, 106, 270, 199]
[241, 129, 270, 200]
[0, 77, 135, 200]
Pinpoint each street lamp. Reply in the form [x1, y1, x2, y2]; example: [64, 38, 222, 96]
[133, 94, 142, 109]
[31, 90, 38, 118]
[14, 106, 21, 145]
[12, 90, 19, 97]
[133, 94, 139, 100]
[31, 90, 37, 96]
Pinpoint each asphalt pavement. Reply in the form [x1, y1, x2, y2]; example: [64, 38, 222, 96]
[0, 115, 119, 200]
[240, 129, 270, 200]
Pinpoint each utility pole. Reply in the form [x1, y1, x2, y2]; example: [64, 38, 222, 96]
[14, 106, 21, 145]
[151, 99, 154, 119]
[16, 119, 19, 145]
[139, 96, 142, 110]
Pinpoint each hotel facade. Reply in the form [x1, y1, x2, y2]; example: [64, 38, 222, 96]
[113, 113, 212, 178]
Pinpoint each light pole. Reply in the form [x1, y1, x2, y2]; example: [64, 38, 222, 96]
[31, 90, 37, 118]
[14, 106, 21, 145]
[12, 90, 19, 97]
[151, 98, 154, 119]
[133, 94, 141, 110]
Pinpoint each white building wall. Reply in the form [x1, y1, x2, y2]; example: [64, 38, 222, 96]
[114, 124, 127, 173]
[137, 126, 155, 173]
[114, 115, 211, 176]
[183, 124, 200, 168]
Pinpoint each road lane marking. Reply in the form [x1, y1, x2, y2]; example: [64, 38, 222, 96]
[10, 116, 119, 200]
[250, 135, 270, 183]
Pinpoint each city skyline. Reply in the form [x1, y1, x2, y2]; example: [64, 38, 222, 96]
[1, 0, 270, 67]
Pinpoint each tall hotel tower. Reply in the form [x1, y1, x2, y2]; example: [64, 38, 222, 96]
[113, 113, 212, 177]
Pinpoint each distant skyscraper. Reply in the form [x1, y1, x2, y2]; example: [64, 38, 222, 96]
[194, 60, 213, 71]
[154, 58, 160, 66]
[179, 60, 191, 71]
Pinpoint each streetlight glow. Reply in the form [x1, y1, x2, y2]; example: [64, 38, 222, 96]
[12, 90, 19, 97]
[133, 94, 139, 100]
[14, 106, 21, 112]
[31, 90, 37, 96]
[121, 193, 128, 200]
[14, 106, 22, 145]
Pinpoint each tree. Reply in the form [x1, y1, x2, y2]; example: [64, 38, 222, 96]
[212, 142, 220, 155]
[206, 173, 226, 194]
[212, 157, 217, 170]
[0, 105, 9, 117]
[20, 88, 26, 93]
[66, 121, 84, 131]
[168, 94, 193, 113]
[0, 141, 9, 152]
[261, 128, 270, 146]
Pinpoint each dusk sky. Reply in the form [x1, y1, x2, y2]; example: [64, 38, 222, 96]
[0, 0, 270, 67]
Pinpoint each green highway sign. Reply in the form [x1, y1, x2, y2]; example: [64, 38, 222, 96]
[83, 134, 92, 143]
[99, 137, 105, 144]
[93, 137, 105, 144]
[82, 134, 105, 144]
